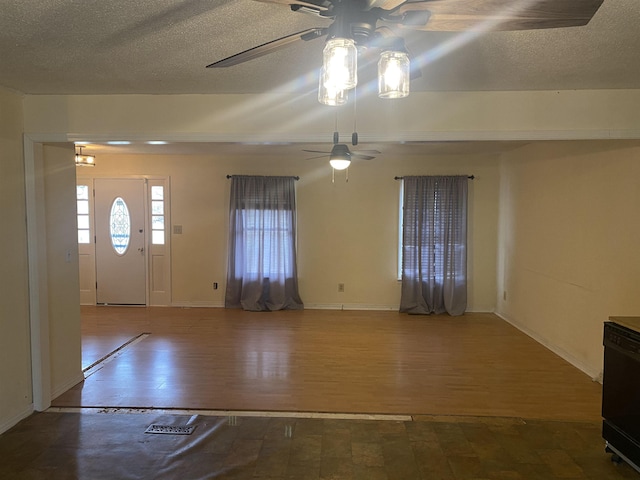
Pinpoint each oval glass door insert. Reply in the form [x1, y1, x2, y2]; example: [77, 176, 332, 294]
[110, 197, 131, 255]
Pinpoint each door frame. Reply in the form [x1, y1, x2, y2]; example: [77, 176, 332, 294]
[24, 138, 51, 411]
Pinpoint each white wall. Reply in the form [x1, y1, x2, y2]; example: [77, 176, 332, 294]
[0, 88, 32, 432]
[497, 140, 640, 379]
[85, 151, 500, 310]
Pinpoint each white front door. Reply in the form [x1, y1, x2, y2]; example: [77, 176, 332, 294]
[95, 178, 146, 305]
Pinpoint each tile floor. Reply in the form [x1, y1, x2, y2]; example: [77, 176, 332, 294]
[0, 410, 638, 479]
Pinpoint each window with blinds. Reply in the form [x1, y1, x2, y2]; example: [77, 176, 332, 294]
[400, 176, 467, 284]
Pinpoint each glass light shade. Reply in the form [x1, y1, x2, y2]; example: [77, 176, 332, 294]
[378, 50, 410, 99]
[329, 158, 351, 170]
[75, 154, 96, 166]
[318, 65, 348, 106]
[322, 37, 357, 91]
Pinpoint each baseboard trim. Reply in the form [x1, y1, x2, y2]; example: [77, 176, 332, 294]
[171, 302, 401, 311]
[495, 312, 601, 382]
[171, 301, 225, 308]
[168, 303, 489, 313]
[305, 303, 399, 311]
[0, 404, 34, 435]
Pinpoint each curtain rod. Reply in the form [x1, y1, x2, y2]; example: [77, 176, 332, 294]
[226, 175, 300, 180]
[394, 175, 474, 180]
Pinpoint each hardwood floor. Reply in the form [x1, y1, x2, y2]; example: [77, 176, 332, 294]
[5, 307, 626, 479]
[53, 306, 603, 422]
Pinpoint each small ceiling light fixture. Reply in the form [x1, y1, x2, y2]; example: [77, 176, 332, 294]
[75, 146, 95, 167]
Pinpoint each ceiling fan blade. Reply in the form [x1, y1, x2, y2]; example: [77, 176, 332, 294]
[254, 0, 331, 11]
[354, 149, 381, 155]
[391, 0, 604, 31]
[352, 153, 376, 160]
[400, 9, 433, 27]
[365, 0, 408, 10]
[206, 27, 326, 68]
[303, 149, 331, 154]
[305, 154, 330, 160]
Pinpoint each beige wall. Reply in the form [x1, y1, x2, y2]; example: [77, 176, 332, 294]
[497, 140, 640, 378]
[43, 145, 83, 397]
[0, 88, 32, 431]
[86, 151, 499, 310]
[23, 90, 640, 141]
[0, 98, 83, 434]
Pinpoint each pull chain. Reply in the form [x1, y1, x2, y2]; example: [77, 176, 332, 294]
[352, 84, 358, 146]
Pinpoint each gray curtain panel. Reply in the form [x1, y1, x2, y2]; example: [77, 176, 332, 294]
[399, 176, 468, 316]
[225, 176, 304, 311]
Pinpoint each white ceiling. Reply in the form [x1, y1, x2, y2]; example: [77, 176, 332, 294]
[1, 0, 639, 96]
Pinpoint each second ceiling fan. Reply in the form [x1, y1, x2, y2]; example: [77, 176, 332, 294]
[305, 142, 380, 170]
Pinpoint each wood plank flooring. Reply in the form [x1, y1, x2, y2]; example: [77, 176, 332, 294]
[54, 307, 604, 422]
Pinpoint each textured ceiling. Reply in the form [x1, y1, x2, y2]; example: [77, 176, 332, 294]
[1, 0, 639, 96]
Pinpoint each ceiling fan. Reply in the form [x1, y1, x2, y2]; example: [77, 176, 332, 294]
[206, 0, 605, 69]
[304, 143, 381, 170]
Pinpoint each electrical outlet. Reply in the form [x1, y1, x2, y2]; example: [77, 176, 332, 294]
[338, 283, 345, 293]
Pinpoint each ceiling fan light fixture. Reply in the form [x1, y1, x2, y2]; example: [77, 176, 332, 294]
[329, 158, 351, 170]
[328, 143, 352, 170]
[74, 146, 96, 167]
[322, 37, 357, 91]
[378, 49, 410, 99]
